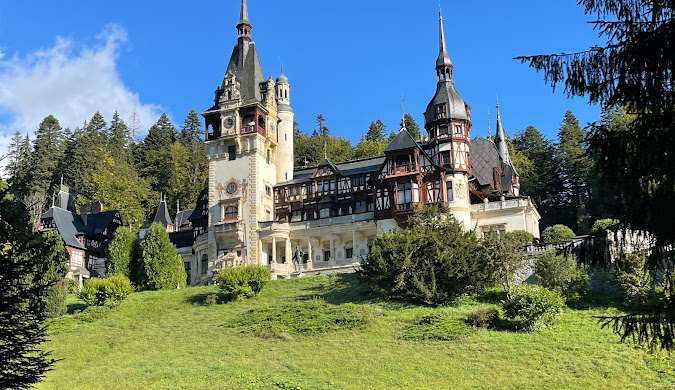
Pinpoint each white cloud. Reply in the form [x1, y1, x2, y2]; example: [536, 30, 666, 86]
[0, 25, 163, 167]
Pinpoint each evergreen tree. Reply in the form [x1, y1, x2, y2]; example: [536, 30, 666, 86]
[108, 111, 130, 163]
[139, 223, 185, 290]
[315, 114, 329, 138]
[105, 228, 136, 278]
[40, 231, 69, 318]
[139, 113, 178, 203]
[84, 111, 108, 151]
[556, 110, 591, 233]
[403, 113, 421, 140]
[365, 120, 386, 142]
[179, 108, 203, 146]
[5, 132, 24, 180]
[28, 115, 63, 195]
[0, 182, 57, 388]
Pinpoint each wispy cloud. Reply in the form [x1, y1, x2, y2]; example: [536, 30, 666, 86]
[0, 25, 163, 166]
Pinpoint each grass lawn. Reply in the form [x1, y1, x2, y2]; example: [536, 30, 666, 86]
[39, 274, 675, 389]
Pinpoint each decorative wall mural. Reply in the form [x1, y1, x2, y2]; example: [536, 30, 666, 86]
[455, 181, 467, 200]
[217, 178, 248, 201]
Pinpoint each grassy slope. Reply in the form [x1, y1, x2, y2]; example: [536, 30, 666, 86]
[40, 275, 674, 390]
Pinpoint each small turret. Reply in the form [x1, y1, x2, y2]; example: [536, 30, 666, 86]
[275, 65, 292, 112]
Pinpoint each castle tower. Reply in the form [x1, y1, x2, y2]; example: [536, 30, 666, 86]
[423, 6, 472, 228]
[275, 67, 294, 182]
[199, 0, 280, 271]
[493, 102, 521, 196]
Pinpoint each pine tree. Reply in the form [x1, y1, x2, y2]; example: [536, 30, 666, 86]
[315, 114, 329, 138]
[403, 113, 421, 140]
[365, 120, 386, 142]
[5, 132, 24, 180]
[108, 111, 130, 163]
[556, 110, 591, 233]
[0, 182, 57, 388]
[179, 108, 203, 146]
[28, 115, 64, 195]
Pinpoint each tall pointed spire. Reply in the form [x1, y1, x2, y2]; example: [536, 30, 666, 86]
[494, 98, 511, 165]
[239, 0, 249, 25]
[436, 4, 453, 81]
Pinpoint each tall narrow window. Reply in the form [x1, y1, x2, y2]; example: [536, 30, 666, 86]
[228, 145, 236, 161]
[266, 149, 270, 164]
[201, 254, 208, 275]
[397, 183, 412, 204]
[446, 181, 453, 202]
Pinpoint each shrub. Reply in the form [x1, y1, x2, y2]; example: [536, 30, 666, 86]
[401, 312, 474, 341]
[138, 223, 185, 291]
[227, 299, 374, 336]
[215, 265, 271, 299]
[466, 307, 499, 329]
[541, 224, 575, 243]
[41, 231, 69, 318]
[105, 227, 136, 278]
[67, 278, 80, 294]
[505, 230, 535, 246]
[615, 251, 651, 307]
[535, 249, 588, 300]
[79, 275, 133, 308]
[503, 285, 565, 330]
[360, 204, 490, 305]
[205, 294, 217, 306]
[589, 218, 620, 235]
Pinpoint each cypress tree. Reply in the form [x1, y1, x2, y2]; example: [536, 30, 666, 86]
[105, 228, 136, 278]
[140, 223, 184, 290]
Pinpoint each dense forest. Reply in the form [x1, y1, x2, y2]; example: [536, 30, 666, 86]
[3, 107, 611, 233]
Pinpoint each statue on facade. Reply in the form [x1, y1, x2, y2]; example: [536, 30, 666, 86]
[291, 245, 304, 273]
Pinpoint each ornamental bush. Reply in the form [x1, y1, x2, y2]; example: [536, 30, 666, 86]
[503, 285, 565, 330]
[541, 224, 575, 243]
[79, 275, 133, 308]
[535, 249, 588, 301]
[360, 204, 491, 305]
[215, 265, 271, 299]
[504, 230, 535, 246]
[466, 307, 500, 329]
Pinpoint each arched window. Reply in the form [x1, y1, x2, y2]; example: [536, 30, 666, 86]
[224, 206, 238, 220]
[201, 254, 208, 274]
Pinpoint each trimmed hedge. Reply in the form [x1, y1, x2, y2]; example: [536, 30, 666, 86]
[215, 265, 271, 299]
[79, 275, 134, 308]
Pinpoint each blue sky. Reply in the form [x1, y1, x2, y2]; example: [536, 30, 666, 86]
[0, 1, 603, 158]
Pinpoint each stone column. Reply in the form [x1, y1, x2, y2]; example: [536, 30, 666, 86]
[271, 237, 277, 265]
[352, 230, 357, 263]
[258, 238, 263, 266]
[285, 238, 292, 274]
[329, 234, 335, 266]
[307, 236, 313, 270]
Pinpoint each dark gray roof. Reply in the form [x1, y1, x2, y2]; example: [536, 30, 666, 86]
[153, 201, 173, 227]
[501, 164, 515, 193]
[54, 190, 76, 212]
[175, 210, 194, 230]
[42, 207, 85, 249]
[436, 11, 453, 69]
[278, 156, 385, 186]
[470, 139, 500, 186]
[223, 41, 264, 104]
[317, 158, 341, 175]
[424, 81, 468, 126]
[383, 130, 419, 152]
[169, 230, 194, 249]
[86, 211, 120, 235]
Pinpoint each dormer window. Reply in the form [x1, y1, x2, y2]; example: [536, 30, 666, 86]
[436, 104, 447, 119]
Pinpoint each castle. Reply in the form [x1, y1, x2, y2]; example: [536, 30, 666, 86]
[37, 1, 541, 285]
[187, 0, 541, 282]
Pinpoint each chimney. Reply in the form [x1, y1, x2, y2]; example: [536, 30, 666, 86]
[79, 204, 89, 226]
[91, 201, 103, 214]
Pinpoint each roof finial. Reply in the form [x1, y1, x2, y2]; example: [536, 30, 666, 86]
[239, 0, 249, 25]
[436, 2, 453, 79]
[487, 108, 492, 140]
[400, 95, 407, 132]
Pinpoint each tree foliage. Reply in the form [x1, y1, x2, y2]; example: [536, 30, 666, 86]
[518, 1, 675, 348]
[138, 223, 184, 290]
[541, 224, 576, 243]
[0, 183, 57, 388]
[105, 228, 137, 278]
[360, 204, 492, 305]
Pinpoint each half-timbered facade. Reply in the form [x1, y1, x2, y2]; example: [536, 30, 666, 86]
[194, 1, 540, 281]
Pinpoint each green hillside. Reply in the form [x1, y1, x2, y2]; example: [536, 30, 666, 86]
[40, 274, 674, 389]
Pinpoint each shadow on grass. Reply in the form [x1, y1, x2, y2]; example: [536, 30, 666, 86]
[67, 302, 87, 315]
[185, 292, 231, 305]
[567, 291, 625, 311]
